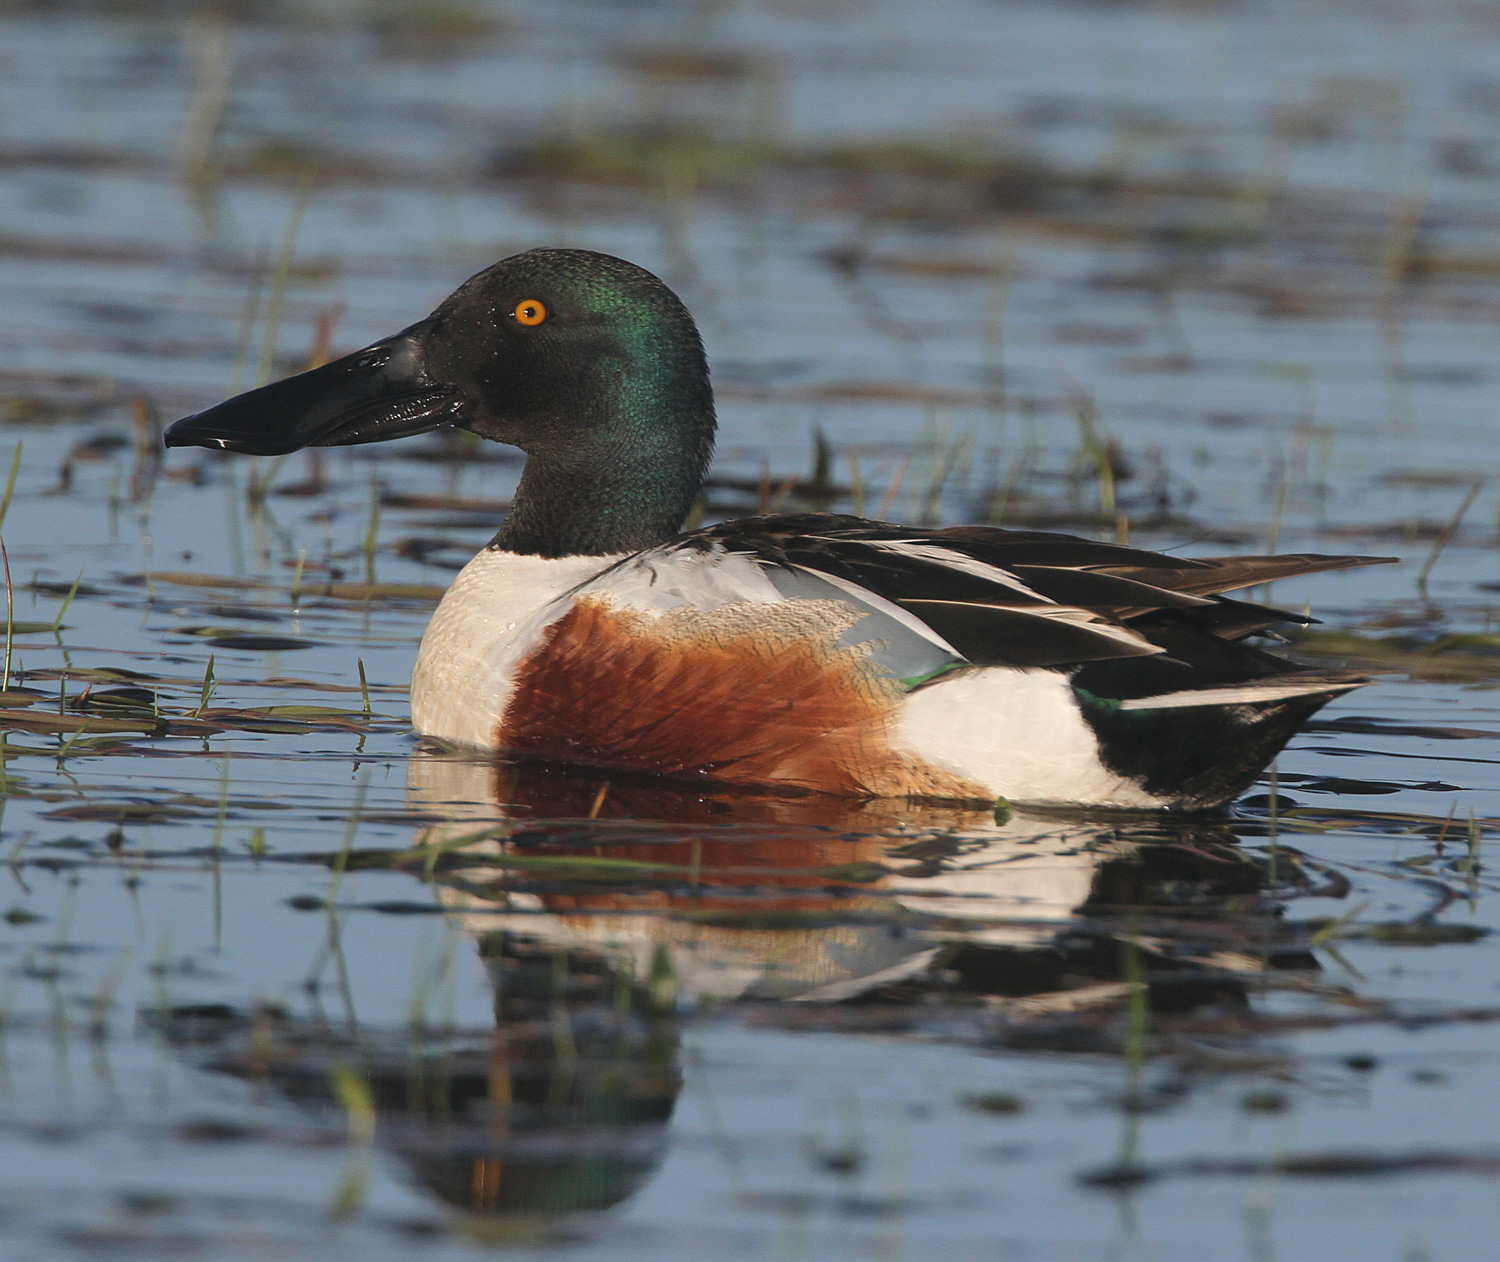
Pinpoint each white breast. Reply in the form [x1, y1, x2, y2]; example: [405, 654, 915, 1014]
[410, 549, 620, 748]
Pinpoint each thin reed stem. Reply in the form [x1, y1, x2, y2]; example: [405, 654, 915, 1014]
[1418, 478, 1484, 597]
[0, 445, 21, 534]
[1, 541, 12, 694]
[877, 456, 909, 521]
[255, 171, 316, 388]
[847, 450, 865, 517]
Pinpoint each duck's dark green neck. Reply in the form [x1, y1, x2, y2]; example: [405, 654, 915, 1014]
[488, 347, 715, 556]
[474, 257, 716, 557]
[491, 427, 709, 557]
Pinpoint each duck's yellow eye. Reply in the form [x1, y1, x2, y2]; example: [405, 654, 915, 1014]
[513, 299, 547, 326]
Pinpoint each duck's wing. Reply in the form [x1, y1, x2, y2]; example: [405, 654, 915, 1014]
[573, 516, 1171, 678]
[679, 514, 1394, 679]
[693, 516, 1188, 669]
[568, 522, 970, 686]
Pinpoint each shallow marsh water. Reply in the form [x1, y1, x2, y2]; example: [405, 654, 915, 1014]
[5, 0, 1500, 1258]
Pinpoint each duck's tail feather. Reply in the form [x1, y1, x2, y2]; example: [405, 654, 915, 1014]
[1097, 552, 1394, 599]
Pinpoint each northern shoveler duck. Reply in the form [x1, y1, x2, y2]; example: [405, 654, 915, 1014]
[166, 248, 1391, 810]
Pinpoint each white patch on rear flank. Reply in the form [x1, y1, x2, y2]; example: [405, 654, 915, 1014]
[893, 667, 1166, 808]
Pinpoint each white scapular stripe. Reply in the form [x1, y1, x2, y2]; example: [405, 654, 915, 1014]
[849, 539, 1048, 599]
[907, 599, 1161, 653]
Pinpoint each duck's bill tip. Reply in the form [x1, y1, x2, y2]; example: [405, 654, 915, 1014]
[163, 413, 304, 455]
[162, 327, 467, 457]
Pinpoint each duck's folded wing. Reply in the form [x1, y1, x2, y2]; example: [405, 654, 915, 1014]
[686, 514, 1395, 684]
[566, 535, 970, 685]
[587, 527, 1174, 672]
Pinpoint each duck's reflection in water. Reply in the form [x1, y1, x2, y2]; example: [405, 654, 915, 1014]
[157, 927, 682, 1236]
[394, 932, 680, 1224]
[158, 754, 1276, 1238]
[408, 751, 1268, 1009]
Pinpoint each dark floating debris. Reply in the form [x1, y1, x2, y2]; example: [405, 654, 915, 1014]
[171, 627, 317, 652]
[47, 802, 202, 824]
[964, 1092, 1027, 1116]
[1240, 1090, 1290, 1113]
[1365, 922, 1489, 946]
[1289, 776, 1462, 795]
[1081, 1149, 1500, 1188]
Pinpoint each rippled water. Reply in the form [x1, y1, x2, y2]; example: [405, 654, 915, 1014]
[4, 1, 1500, 1258]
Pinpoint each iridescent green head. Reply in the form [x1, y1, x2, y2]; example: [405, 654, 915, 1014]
[166, 249, 717, 556]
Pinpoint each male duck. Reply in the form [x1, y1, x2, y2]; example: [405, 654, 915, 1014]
[166, 249, 1389, 810]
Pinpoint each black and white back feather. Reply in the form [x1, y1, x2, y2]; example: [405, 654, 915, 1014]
[667, 512, 1390, 697]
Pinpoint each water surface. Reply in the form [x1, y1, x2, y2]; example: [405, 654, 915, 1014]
[4, 1, 1500, 1257]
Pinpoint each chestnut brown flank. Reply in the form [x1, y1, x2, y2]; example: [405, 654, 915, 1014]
[498, 596, 986, 798]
